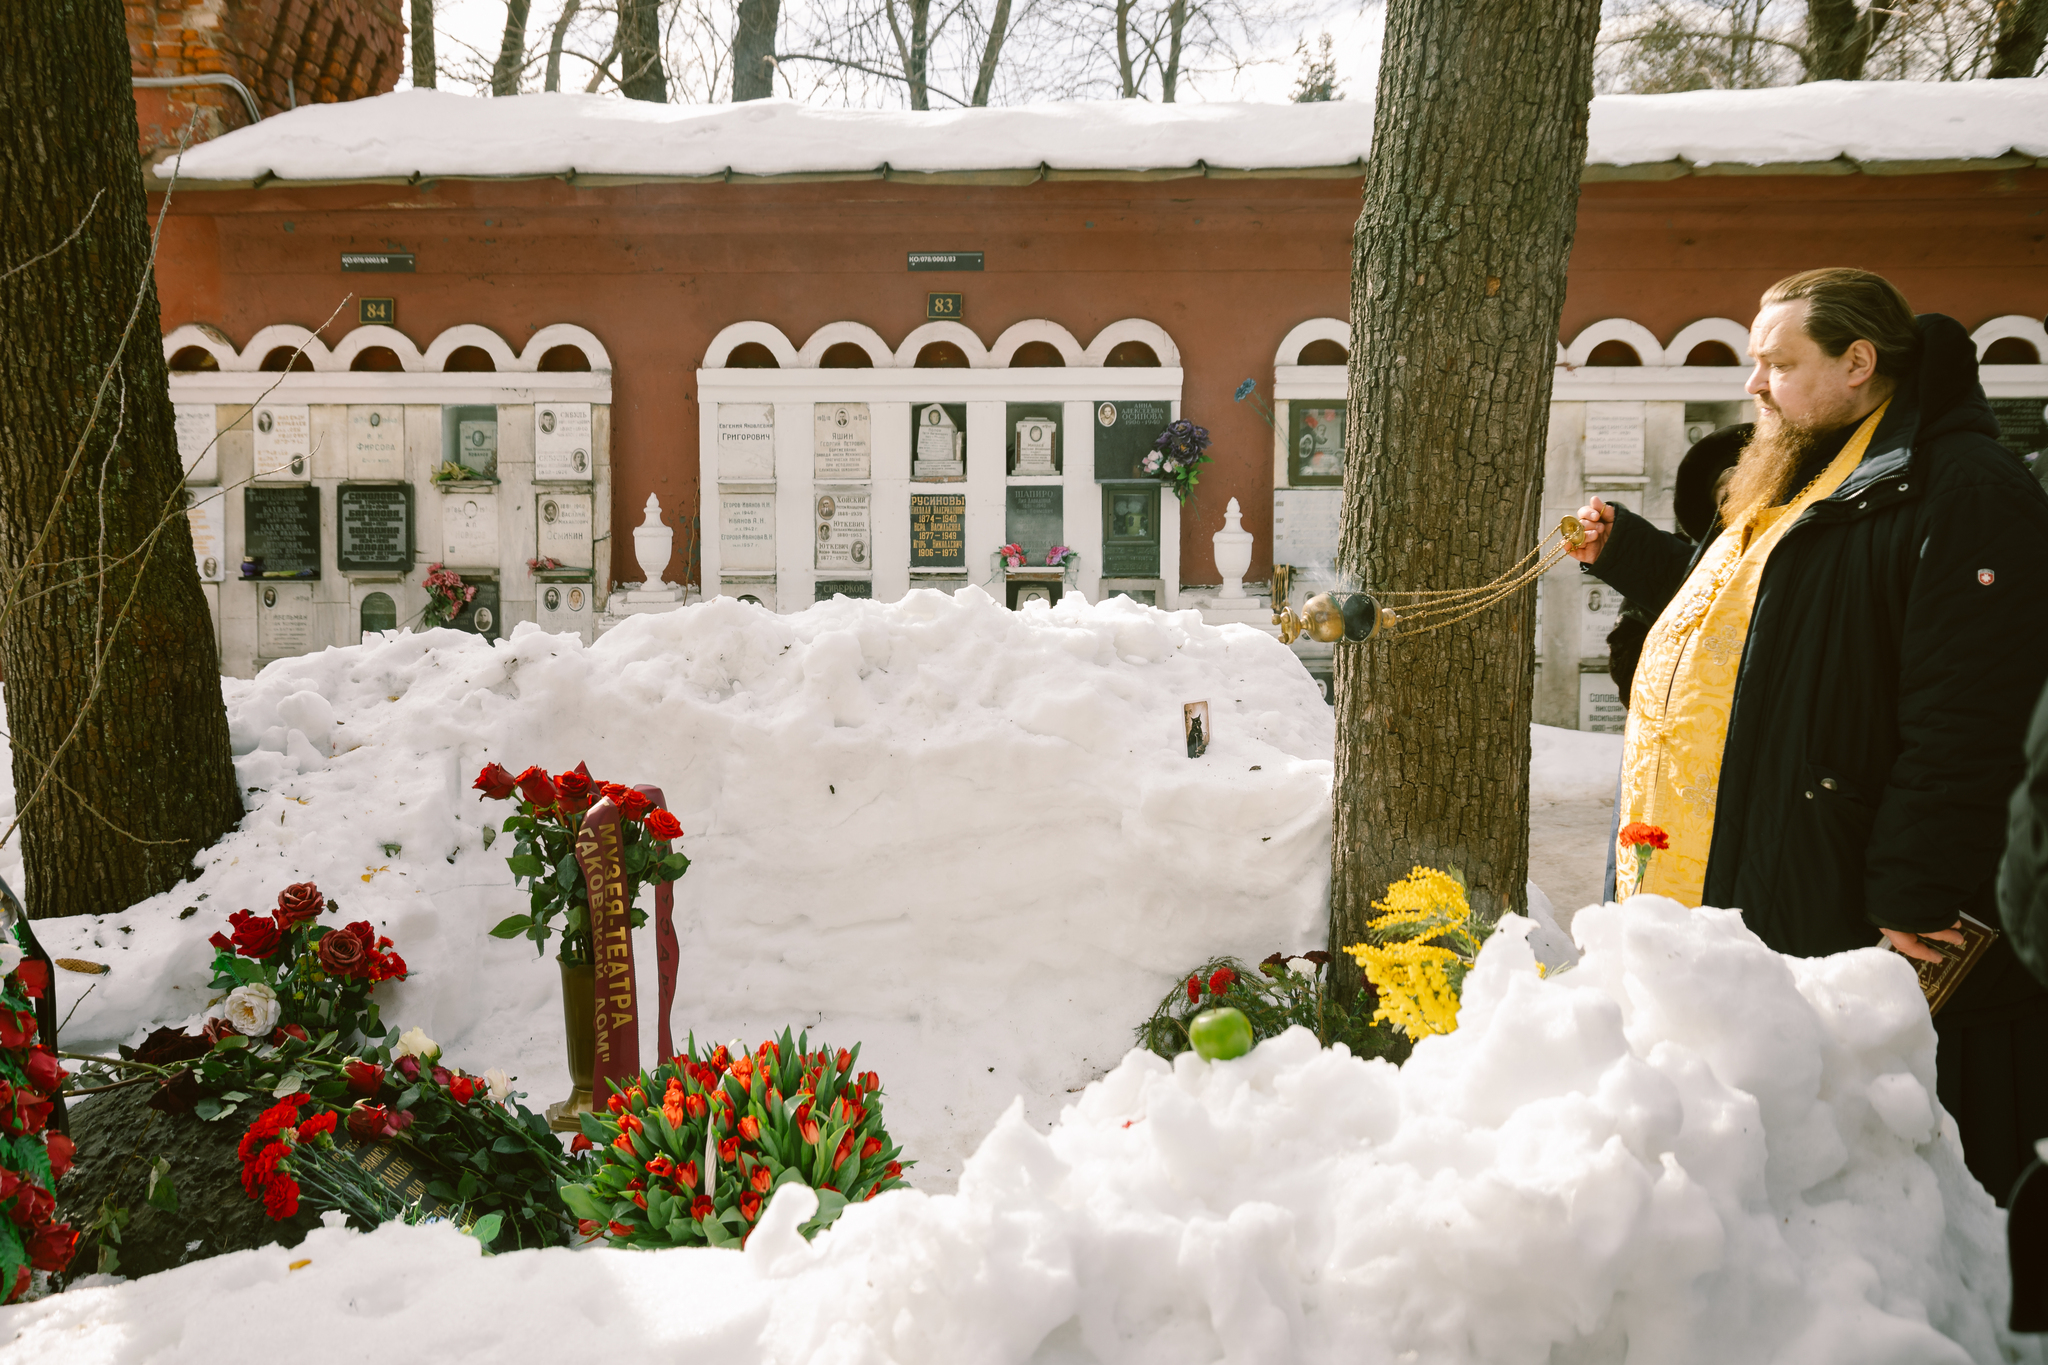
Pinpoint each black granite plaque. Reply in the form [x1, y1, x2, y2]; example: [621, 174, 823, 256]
[1006, 486, 1063, 563]
[450, 579, 500, 640]
[242, 486, 321, 578]
[1992, 397, 2046, 464]
[911, 492, 966, 568]
[1101, 484, 1160, 578]
[1091, 400, 1172, 481]
[359, 590, 400, 635]
[337, 485, 413, 573]
[815, 579, 874, 602]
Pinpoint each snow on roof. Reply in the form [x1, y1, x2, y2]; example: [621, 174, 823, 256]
[163, 79, 2048, 186]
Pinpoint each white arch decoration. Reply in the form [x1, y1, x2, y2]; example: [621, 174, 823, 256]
[989, 319, 1084, 368]
[421, 324, 520, 374]
[162, 322, 239, 371]
[327, 325, 425, 372]
[1081, 318, 1181, 368]
[1664, 317, 1751, 367]
[796, 321, 892, 369]
[1562, 318, 1666, 369]
[237, 324, 332, 373]
[518, 323, 613, 372]
[893, 320, 993, 368]
[1273, 318, 1348, 368]
[1972, 315, 2048, 363]
[703, 321, 799, 369]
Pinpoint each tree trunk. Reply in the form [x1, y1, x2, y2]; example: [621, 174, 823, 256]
[1804, 0, 1888, 80]
[1115, 0, 1139, 97]
[492, 0, 534, 96]
[1990, 0, 2048, 77]
[411, 0, 437, 87]
[0, 0, 244, 919]
[619, 0, 667, 101]
[1160, 0, 1185, 101]
[970, 0, 1013, 106]
[545, 0, 581, 91]
[733, 0, 780, 100]
[1329, 0, 1600, 967]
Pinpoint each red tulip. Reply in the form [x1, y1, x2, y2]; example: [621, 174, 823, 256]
[738, 1115, 760, 1141]
[718, 1137, 739, 1163]
[691, 1195, 714, 1220]
[739, 1192, 761, 1222]
[678, 1160, 699, 1190]
[861, 1136, 883, 1159]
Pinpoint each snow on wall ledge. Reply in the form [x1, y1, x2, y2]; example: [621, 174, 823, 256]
[8, 900, 2028, 1365]
[27, 588, 1334, 1187]
[159, 78, 2048, 184]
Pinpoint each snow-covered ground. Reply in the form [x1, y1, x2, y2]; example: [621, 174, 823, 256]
[3, 588, 2025, 1362]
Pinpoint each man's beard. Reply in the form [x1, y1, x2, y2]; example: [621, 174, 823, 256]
[1720, 403, 1824, 522]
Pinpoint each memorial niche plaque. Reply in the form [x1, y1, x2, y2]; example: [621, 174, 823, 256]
[813, 403, 872, 480]
[1273, 488, 1342, 572]
[253, 404, 312, 481]
[1091, 400, 1172, 481]
[1006, 403, 1061, 476]
[534, 403, 594, 481]
[187, 491, 225, 583]
[1584, 402, 1647, 476]
[815, 580, 874, 602]
[1005, 486, 1063, 563]
[1992, 397, 2047, 471]
[537, 491, 594, 569]
[912, 403, 967, 480]
[717, 403, 776, 481]
[814, 488, 871, 572]
[347, 406, 405, 480]
[175, 404, 218, 484]
[337, 485, 413, 573]
[443, 405, 499, 480]
[1101, 484, 1160, 578]
[719, 493, 775, 572]
[441, 491, 498, 568]
[257, 582, 315, 657]
[242, 486, 321, 578]
[538, 580, 593, 638]
[1288, 402, 1345, 487]
[910, 492, 966, 569]
[450, 579, 501, 639]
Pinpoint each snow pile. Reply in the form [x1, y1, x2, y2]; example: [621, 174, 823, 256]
[8, 898, 2027, 1365]
[24, 588, 1334, 1184]
[161, 79, 2048, 184]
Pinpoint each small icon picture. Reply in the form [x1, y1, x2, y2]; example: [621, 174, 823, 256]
[544, 587, 561, 611]
[262, 586, 278, 609]
[1183, 700, 1211, 759]
[474, 606, 494, 634]
[368, 411, 382, 428]
[539, 410, 557, 434]
[256, 411, 274, 434]
[568, 588, 585, 610]
[817, 494, 837, 520]
[1098, 402, 1117, 428]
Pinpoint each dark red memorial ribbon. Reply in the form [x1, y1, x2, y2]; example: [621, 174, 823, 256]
[574, 797, 639, 1103]
[634, 783, 679, 1063]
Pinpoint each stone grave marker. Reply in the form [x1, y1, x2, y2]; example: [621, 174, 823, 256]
[256, 581, 315, 656]
[347, 406, 405, 480]
[717, 403, 776, 481]
[242, 486, 321, 578]
[1287, 403, 1344, 486]
[719, 492, 776, 572]
[814, 403, 872, 480]
[253, 404, 312, 481]
[537, 491, 594, 569]
[1007, 403, 1061, 476]
[912, 403, 966, 480]
[175, 404, 218, 484]
[187, 491, 225, 583]
[534, 402, 594, 481]
[814, 488, 872, 572]
[337, 486, 413, 574]
[441, 491, 499, 568]
[1091, 399, 1171, 480]
[1006, 485, 1063, 563]
[911, 492, 966, 569]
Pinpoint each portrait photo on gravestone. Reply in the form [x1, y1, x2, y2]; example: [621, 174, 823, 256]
[1007, 402, 1061, 476]
[912, 403, 967, 480]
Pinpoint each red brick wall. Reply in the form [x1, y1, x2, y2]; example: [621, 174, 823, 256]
[129, 0, 404, 161]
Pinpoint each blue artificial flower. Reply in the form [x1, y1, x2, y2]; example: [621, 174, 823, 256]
[1234, 379, 1256, 402]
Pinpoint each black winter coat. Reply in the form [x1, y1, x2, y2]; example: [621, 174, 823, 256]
[2001, 682, 2048, 986]
[1589, 316, 2048, 996]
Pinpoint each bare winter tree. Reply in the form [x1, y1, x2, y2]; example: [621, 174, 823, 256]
[546, 0, 584, 88]
[1329, 0, 1602, 963]
[1990, 0, 2048, 75]
[733, 0, 780, 97]
[621, 0, 670, 97]
[1, 1, 245, 918]
[494, 0, 537, 93]
[413, 0, 439, 85]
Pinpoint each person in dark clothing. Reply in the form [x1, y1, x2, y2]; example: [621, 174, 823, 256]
[2003, 683, 2048, 986]
[1604, 425, 1750, 700]
[1569, 268, 2048, 1203]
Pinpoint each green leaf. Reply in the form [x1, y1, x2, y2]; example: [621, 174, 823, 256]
[193, 1096, 224, 1121]
[488, 914, 533, 940]
[506, 853, 545, 878]
[481, 825, 497, 850]
[272, 1070, 306, 1098]
[661, 853, 691, 877]
[555, 853, 580, 891]
[556, 1182, 605, 1220]
[145, 1159, 179, 1214]
[212, 1033, 250, 1052]
[467, 1212, 504, 1249]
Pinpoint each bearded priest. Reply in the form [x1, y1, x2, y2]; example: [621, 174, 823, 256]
[1569, 268, 2048, 1203]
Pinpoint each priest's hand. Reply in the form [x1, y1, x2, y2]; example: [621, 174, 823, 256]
[1882, 922, 1965, 963]
[1569, 497, 1614, 565]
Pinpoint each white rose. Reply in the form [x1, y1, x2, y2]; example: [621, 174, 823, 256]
[394, 1027, 441, 1064]
[0, 939, 21, 980]
[483, 1067, 512, 1102]
[223, 983, 281, 1037]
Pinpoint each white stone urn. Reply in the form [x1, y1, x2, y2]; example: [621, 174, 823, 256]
[630, 493, 680, 600]
[1212, 496, 1254, 599]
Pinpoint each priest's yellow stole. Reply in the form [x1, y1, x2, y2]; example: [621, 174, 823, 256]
[1615, 403, 1890, 905]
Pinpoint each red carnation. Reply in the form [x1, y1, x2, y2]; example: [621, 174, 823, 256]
[473, 763, 518, 800]
[1185, 974, 1201, 1005]
[263, 1174, 301, 1219]
[644, 809, 683, 841]
[226, 908, 284, 959]
[275, 882, 326, 927]
[297, 1111, 337, 1142]
[344, 1058, 385, 1097]
[1619, 822, 1669, 851]
[514, 766, 558, 808]
[1209, 967, 1237, 996]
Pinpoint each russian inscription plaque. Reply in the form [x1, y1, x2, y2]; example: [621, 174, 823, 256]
[257, 582, 315, 656]
[1092, 400, 1171, 481]
[1005, 486, 1063, 563]
[253, 404, 312, 481]
[910, 492, 966, 569]
[718, 404, 776, 481]
[1007, 403, 1061, 476]
[441, 492, 499, 567]
[176, 404, 218, 484]
[242, 486, 321, 578]
[537, 492, 594, 569]
[535, 403, 594, 481]
[337, 485, 413, 574]
[814, 488, 871, 571]
[719, 493, 775, 571]
[187, 492, 225, 582]
[813, 404, 872, 480]
[347, 406, 405, 480]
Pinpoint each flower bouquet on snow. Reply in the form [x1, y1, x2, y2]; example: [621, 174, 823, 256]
[474, 762, 689, 967]
[1137, 949, 1406, 1065]
[558, 1029, 912, 1250]
[1344, 866, 1484, 1042]
[1143, 418, 1212, 504]
[0, 934, 77, 1299]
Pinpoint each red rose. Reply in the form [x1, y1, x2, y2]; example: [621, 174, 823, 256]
[315, 926, 367, 977]
[739, 1191, 761, 1222]
[473, 763, 518, 800]
[226, 909, 283, 959]
[275, 883, 325, 927]
[9, 1181, 53, 1228]
[0, 1010, 35, 1049]
[23, 1049, 65, 1094]
[1208, 967, 1237, 995]
[394, 1055, 420, 1083]
[514, 766, 558, 808]
[1, 1084, 51, 1136]
[644, 809, 683, 841]
[449, 1075, 478, 1105]
[608, 786, 651, 820]
[25, 1220, 77, 1273]
[861, 1136, 883, 1159]
[208, 931, 233, 952]
[14, 961, 46, 999]
[44, 1132, 74, 1180]
[269, 1024, 310, 1045]
[346, 1102, 391, 1141]
[554, 766, 593, 810]
[344, 1059, 385, 1097]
